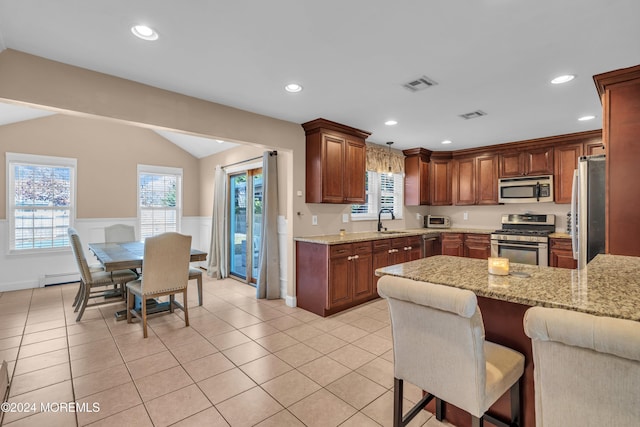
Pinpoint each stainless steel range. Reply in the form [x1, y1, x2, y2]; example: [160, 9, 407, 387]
[490, 214, 555, 266]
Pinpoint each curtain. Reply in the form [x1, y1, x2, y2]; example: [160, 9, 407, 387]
[366, 143, 405, 174]
[257, 151, 280, 299]
[207, 165, 228, 279]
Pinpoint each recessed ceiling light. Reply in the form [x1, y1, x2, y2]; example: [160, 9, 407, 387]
[131, 25, 158, 41]
[284, 83, 303, 93]
[216, 140, 224, 144]
[441, 140, 452, 145]
[578, 115, 596, 121]
[384, 120, 398, 126]
[551, 74, 575, 84]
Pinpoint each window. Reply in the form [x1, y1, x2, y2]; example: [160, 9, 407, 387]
[351, 171, 403, 220]
[137, 165, 182, 239]
[7, 153, 76, 253]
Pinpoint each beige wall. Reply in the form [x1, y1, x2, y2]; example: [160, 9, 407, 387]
[0, 114, 200, 218]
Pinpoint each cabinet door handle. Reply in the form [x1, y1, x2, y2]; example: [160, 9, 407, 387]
[404, 246, 412, 251]
[388, 249, 394, 254]
[353, 254, 359, 260]
[347, 256, 353, 261]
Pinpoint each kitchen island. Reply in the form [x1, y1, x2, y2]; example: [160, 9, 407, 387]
[375, 254, 640, 427]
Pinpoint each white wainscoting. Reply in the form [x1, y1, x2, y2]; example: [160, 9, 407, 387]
[1, 217, 292, 301]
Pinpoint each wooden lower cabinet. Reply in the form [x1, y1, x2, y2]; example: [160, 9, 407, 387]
[549, 238, 577, 269]
[423, 235, 441, 257]
[441, 233, 464, 257]
[464, 234, 491, 259]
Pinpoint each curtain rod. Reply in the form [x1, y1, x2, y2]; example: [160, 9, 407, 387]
[221, 150, 277, 169]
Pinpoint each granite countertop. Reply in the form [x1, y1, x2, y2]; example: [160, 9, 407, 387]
[376, 254, 640, 321]
[295, 228, 493, 245]
[549, 232, 571, 239]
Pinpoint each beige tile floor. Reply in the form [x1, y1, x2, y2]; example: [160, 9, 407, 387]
[0, 276, 455, 427]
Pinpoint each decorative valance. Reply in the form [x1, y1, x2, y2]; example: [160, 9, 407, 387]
[366, 143, 405, 174]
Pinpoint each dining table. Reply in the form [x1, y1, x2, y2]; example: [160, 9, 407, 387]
[88, 241, 208, 320]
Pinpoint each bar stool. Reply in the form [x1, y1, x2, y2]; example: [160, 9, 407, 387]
[377, 275, 524, 427]
[524, 306, 640, 427]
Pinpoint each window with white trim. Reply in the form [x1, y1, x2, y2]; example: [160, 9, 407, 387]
[351, 171, 403, 220]
[137, 165, 182, 239]
[7, 153, 76, 253]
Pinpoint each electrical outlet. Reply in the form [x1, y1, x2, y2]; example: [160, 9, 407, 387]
[463, 211, 469, 221]
[416, 213, 422, 221]
[312, 215, 318, 226]
[342, 214, 349, 223]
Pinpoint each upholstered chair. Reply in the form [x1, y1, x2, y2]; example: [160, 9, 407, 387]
[126, 232, 192, 338]
[188, 268, 204, 306]
[524, 306, 640, 427]
[377, 275, 524, 427]
[104, 224, 136, 243]
[68, 228, 138, 321]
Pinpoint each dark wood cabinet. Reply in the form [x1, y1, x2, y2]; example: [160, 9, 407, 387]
[423, 235, 441, 257]
[554, 142, 583, 204]
[303, 118, 370, 204]
[430, 155, 453, 206]
[453, 157, 476, 205]
[464, 234, 491, 259]
[454, 154, 498, 205]
[549, 238, 577, 269]
[499, 146, 553, 177]
[403, 148, 430, 206]
[594, 65, 640, 257]
[441, 233, 464, 257]
[585, 141, 605, 156]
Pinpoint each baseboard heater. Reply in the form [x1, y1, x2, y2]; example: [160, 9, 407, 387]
[39, 272, 80, 287]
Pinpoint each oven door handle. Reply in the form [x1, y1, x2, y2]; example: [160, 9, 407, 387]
[495, 242, 546, 249]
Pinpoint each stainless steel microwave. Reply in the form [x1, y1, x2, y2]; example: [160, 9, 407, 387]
[425, 215, 451, 228]
[498, 175, 554, 203]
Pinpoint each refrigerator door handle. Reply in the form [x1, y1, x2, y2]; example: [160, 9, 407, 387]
[571, 169, 579, 260]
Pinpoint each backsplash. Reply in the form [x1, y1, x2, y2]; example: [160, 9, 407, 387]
[428, 203, 571, 232]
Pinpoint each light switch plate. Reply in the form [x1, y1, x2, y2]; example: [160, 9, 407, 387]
[463, 211, 469, 220]
[342, 214, 349, 223]
[312, 215, 318, 226]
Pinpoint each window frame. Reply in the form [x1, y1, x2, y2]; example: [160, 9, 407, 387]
[351, 170, 404, 221]
[137, 164, 183, 239]
[6, 152, 77, 255]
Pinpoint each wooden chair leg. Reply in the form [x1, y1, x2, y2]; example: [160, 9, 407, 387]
[471, 416, 483, 427]
[436, 398, 444, 421]
[393, 377, 404, 427]
[510, 381, 521, 427]
[72, 281, 82, 308]
[127, 289, 134, 323]
[197, 275, 203, 306]
[142, 297, 148, 338]
[169, 295, 175, 313]
[183, 289, 189, 327]
[73, 282, 84, 312]
[76, 284, 90, 322]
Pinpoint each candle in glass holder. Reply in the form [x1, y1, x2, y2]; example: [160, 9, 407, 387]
[488, 257, 510, 276]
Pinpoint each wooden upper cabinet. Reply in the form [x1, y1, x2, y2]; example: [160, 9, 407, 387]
[429, 155, 453, 206]
[554, 143, 582, 204]
[499, 146, 553, 177]
[303, 118, 370, 204]
[454, 157, 476, 205]
[476, 154, 499, 204]
[453, 154, 498, 205]
[403, 148, 431, 206]
[344, 138, 367, 203]
[585, 140, 605, 156]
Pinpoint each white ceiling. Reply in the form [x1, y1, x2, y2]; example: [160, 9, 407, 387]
[0, 0, 639, 153]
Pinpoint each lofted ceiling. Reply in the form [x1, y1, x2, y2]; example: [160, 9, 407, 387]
[0, 0, 639, 154]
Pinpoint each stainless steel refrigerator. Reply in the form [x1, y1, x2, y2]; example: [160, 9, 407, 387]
[571, 155, 606, 269]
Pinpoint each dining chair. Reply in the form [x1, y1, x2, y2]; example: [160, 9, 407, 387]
[189, 267, 203, 306]
[126, 232, 192, 338]
[378, 275, 524, 427]
[68, 228, 138, 321]
[104, 224, 136, 243]
[524, 306, 640, 427]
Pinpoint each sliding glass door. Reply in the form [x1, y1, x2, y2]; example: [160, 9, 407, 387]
[229, 168, 263, 284]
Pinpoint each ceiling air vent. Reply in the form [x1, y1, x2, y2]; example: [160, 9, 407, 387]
[403, 75, 438, 92]
[459, 110, 487, 120]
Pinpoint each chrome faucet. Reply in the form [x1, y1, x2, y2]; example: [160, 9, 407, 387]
[377, 208, 395, 232]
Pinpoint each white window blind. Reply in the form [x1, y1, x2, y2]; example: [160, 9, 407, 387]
[7, 153, 76, 253]
[351, 171, 403, 220]
[137, 165, 182, 239]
